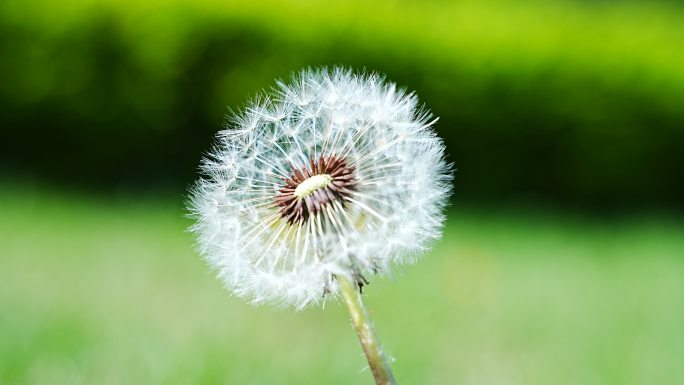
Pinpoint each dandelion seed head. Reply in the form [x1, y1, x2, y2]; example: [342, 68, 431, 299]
[189, 67, 451, 308]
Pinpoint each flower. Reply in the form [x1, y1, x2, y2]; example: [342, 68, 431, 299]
[189, 68, 451, 308]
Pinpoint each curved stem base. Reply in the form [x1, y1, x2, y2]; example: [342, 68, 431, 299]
[338, 275, 398, 385]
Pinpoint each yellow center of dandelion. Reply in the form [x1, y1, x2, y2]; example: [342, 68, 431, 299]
[294, 174, 333, 198]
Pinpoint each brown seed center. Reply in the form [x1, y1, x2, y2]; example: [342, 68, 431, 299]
[275, 155, 357, 223]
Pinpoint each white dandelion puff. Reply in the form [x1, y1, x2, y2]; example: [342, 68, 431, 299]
[189, 67, 451, 309]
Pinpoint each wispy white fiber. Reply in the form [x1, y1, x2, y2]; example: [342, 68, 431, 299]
[189, 68, 451, 308]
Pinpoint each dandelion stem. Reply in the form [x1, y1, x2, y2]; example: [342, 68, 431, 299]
[338, 275, 398, 385]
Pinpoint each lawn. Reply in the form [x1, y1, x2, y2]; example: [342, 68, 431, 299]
[1, 187, 683, 385]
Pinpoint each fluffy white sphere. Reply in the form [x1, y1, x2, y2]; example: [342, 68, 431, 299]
[189, 68, 451, 308]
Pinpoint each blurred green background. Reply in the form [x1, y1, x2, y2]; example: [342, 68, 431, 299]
[1, 0, 683, 384]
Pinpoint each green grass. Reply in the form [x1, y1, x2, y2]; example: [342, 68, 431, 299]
[1, 187, 683, 385]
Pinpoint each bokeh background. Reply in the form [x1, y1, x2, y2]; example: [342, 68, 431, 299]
[1, 0, 683, 384]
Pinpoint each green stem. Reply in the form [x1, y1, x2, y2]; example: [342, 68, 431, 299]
[338, 275, 398, 385]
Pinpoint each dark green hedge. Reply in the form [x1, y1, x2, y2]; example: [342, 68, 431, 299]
[1, 0, 683, 207]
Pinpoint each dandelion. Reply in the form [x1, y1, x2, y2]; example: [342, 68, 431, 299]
[189, 67, 451, 385]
